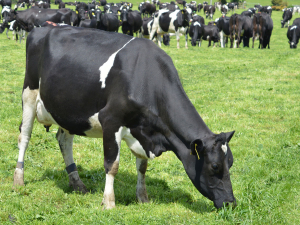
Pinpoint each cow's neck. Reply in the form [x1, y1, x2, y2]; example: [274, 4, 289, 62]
[161, 84, 213, 154]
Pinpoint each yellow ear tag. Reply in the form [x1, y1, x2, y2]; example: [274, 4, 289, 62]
[76, 10, 78, 14]
[92, 12, 95, 15]
[118, 12, 121, 15]
[194, 143, 200, 160]
[182, 11, 184, 14]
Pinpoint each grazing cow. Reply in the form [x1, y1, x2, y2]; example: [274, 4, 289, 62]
[252, 13, 273, 49]
[189, 20, 204, 46]
[215, 15, 230, 48]
[230, 14, 253, 48]
[281, 10, 292, 28]
[120, 9, 142, 36]
[287, 18, 300, 48]
[14, 8, 72, 32]
[139, 17, 170, 46]
[203, 5, 215, 20]
[0, 21, 11, 38]
[14, 25, 236, 210]
[139, 2, 156, 18]
[197, 3, 203, 12]
[150, 8, 193, 49]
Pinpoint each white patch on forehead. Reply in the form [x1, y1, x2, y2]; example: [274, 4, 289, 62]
[221, 143, 228, 155]
[215, 18, 219, 22]
[267, 6, 271, 10]
[248, 9, 252, 12]
[99, 37, 135, 88]
[1, 6, 10, 14]
[194, 21, 201, 27]
[186, 8, 192, 14]
[290, 26, 297, 30]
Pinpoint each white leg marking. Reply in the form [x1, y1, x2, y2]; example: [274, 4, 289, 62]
[99, 37, 135, 88]
[103, 173, 116, 209]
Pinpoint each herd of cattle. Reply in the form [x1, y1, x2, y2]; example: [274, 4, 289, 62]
[0, 0, 299, 48]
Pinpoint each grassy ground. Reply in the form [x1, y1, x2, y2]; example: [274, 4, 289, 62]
[0, 3, 300, 225]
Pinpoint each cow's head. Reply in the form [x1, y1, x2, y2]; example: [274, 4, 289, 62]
[177, 8, 192, 27]
[95, 9, 101, 22]
[76, 3, 88, 21]
[162, 34, 170, 46]
[288, 25, 299, 49]
[120, 8, 131, 23]
[188, 131, 236, 208]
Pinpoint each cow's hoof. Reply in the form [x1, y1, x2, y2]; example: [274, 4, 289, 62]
[136, 193, 149, 203]
[13, 168, 24, 186]
[68, 171, 88, 193]
[101, 197, 116, 209]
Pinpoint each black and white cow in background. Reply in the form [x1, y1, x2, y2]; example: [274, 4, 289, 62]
[215, 15, 230, 48]
[150, 8, 192, 49]
[241, 9, 253, 18]
[189, 20, 203, 47]
[139, 17, 170, 46]
[252, 13, 273, 49]
[227, 3, 235, 13]
[197, 3, 203, 12]
[14, 8, 72, 32]
[97, 10, 120, 32]
[221, 5, 228, 16]
[201, 24, 219, 47]
[248, 8, 256, 14]
[287, 18, 300, 48]
[259, 6, 272, 17]
[120, 8, 143, 36]
[203, 5, 215, 20]
[9, 19, 26, 43]
[14, 25, 236, 210]
[0, 0, 11, 9]
[281, 9, 292, 28]
[230, 14, 253, 48]
[139, 2, 156, 18]
[292, 6, 300, 15]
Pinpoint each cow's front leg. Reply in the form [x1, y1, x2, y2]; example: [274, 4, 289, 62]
[56, 128, 87, 193]
[101, 124, 123, 209]
[158, 34, 162, 47]
[136, 158, 149, 203]
[176, 31, 180, 49]
[185, 33, 188, 49]
[6, 29, 10, 39]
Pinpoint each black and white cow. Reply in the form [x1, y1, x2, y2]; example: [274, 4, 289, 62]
[201, 24, 219, 47]
[76, 2, 88, 24]
[97, 10, 120, 32]
[197, 3, 203, 12]
[203, 5, 215, 20]
[59, 1, 65, 9]
[227, 3, 235, 12]
[281, 9, 292, 28]
[252, 13, 273, 49]
[9, 19, 26, 43]
[287, 18, 300, 48]
[230, 14, 253, 48]
[139, 2, 156, 18]
[189, 20, 204, 46]
[139, 17, 170, 46]
[248, 8, 256, 14]
[14, 25, 236, 210]
[221, 5, 228, 16]
[120, 9, 143, 36]
[14, 8, 72, 32]
[215, 15, 230, 48]
[150, 8, 192, 49]
[259, 6, 272, 17]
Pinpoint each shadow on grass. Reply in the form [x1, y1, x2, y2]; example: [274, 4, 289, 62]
[36, 165, 213, 214]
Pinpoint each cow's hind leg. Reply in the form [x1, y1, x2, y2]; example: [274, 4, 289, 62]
[136, 158, 149, 203]
[56, 128, 87, 193]
[14, 87, 38, 186]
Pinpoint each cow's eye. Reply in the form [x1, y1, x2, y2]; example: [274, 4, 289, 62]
[212, 163, 218, 171]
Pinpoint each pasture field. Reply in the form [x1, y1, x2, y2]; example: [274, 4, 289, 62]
[1, 2, 300, 224]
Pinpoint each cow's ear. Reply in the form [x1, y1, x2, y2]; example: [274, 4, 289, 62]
[225, 131, 235, 143]
[190, 139, 204, 159]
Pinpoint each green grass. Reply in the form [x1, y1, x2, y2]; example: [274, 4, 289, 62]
[1, 3, 300, 225]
